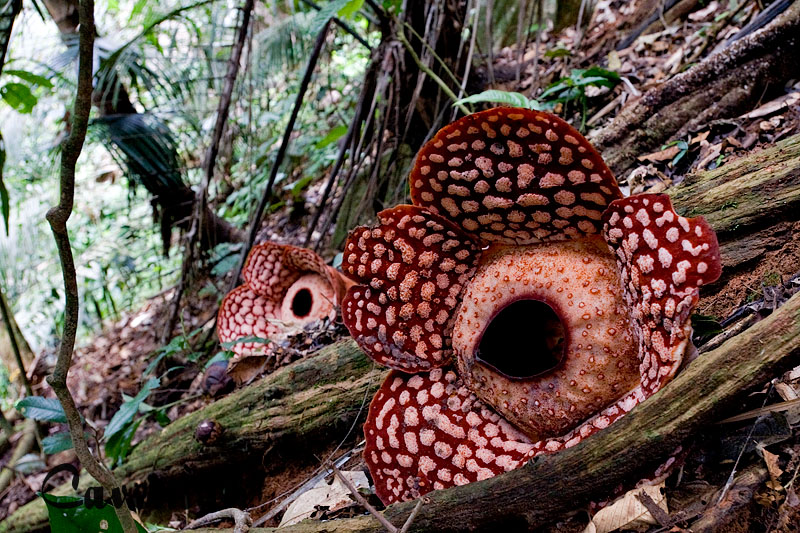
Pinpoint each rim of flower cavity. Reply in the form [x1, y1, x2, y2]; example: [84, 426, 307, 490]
[217, 241, 353, 382]
[342, 107, 722, 504]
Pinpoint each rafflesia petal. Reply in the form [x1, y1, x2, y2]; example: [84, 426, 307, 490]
[341, 205, 482, 372]
[364, 367, 535, 503]
[410, 107, 622, 244]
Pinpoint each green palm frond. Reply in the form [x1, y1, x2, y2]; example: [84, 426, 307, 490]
[252, 11, 316, 74]
[91, 113, 185, 197]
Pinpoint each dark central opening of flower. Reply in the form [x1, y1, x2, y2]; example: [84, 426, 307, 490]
[291, 289, 313, 318]
[476, 299, 566, 379]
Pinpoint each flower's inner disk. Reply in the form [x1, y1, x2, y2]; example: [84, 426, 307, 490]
[291, 288, 313, 318]
[477, 299, 565, 379]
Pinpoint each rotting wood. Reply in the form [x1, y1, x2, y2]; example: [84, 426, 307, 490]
[188, 283, 800, 532]
[590, 0, 800, 177]
[4, 134, 800, 532]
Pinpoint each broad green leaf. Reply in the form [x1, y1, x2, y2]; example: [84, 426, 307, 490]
[104, 377, 159, 440]
[4, 69, 54, 88]
[41, 494, 148, 533]
[105, 418, 142, 466]
[337, 0, 364, 19]
[314, 125, 348, 149]
[454, 90, 532, 109]
[1, 82, 37, 113]
[42, 431, 86, 454]
[17, 397, 68, 423]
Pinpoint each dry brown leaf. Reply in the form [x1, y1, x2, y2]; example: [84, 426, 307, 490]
[762, 449, 784, 481]
[638, 145, 681, 163]
[744, 92, 800, 119]
[583, 483, 668, 533]
[279, 470, 369, 527]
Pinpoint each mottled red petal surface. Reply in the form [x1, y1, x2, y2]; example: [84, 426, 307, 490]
[218, 242, 351, 360]
[217, 285, 280, 356]
[410, 107, 622, 245]
[364, 368, 535, 504]
[603, 193, 722, 394]
[342, 205, 481, 372]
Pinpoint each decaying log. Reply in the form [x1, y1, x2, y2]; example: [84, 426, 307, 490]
[198, 279, 800, 532]
[590, 0, 800, 177]
[3, 133, 800, 533]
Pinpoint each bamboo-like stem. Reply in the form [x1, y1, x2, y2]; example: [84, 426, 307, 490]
[395, 28, 469, 115]
[0, 284, 32, 396]
[44, 1, 137, 532]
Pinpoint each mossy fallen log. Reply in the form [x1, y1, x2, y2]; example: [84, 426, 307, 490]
[0, 340, 383, 533]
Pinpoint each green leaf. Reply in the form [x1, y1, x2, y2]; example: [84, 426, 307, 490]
[220, 335, 271, 349]
[17, 397, 68, 423]
[41, 494, 148, 533]
[310, 0, 356, 32]
[454, 90, 533, 109]
[1, 83, 38, 113]
[104, 377, 159, 440]
[544, 48, 570, 58]
[204, 350, 233, 369]
[154, 409, 170, 427]
[42, 432, 84, 454]
[337, 0, 364, 19]
[4, 69, 54, 88]
[314, 125, 348, 149]
[105, 418, 142, 466]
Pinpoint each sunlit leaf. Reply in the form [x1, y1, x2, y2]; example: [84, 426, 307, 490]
[314, 125, 348, 149]
[4, 69, 54, 88]
[1, 82, 37, 113]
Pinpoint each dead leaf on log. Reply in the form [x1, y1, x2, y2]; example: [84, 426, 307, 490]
[583, 483, 668, 533]
[279, 471, 370, 527]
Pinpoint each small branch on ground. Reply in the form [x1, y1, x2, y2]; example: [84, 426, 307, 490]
[331, 463, 426, 533]
[184, 508, 252, 533]
[44, 1, 137, 532]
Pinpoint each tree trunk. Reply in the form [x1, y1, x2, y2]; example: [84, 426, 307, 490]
[589, 0, 800, 178]
[4, 134, 800, 532]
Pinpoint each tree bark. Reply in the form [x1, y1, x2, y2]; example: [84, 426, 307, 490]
[4, 134, 800, 532]
[589, 0, 800, 178]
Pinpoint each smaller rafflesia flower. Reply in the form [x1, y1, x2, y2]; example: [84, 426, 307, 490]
[340, 107, 722, 504]
[218, 241, 354, 383]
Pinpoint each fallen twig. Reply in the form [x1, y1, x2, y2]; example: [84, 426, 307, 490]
[184, 508, 252, 533]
